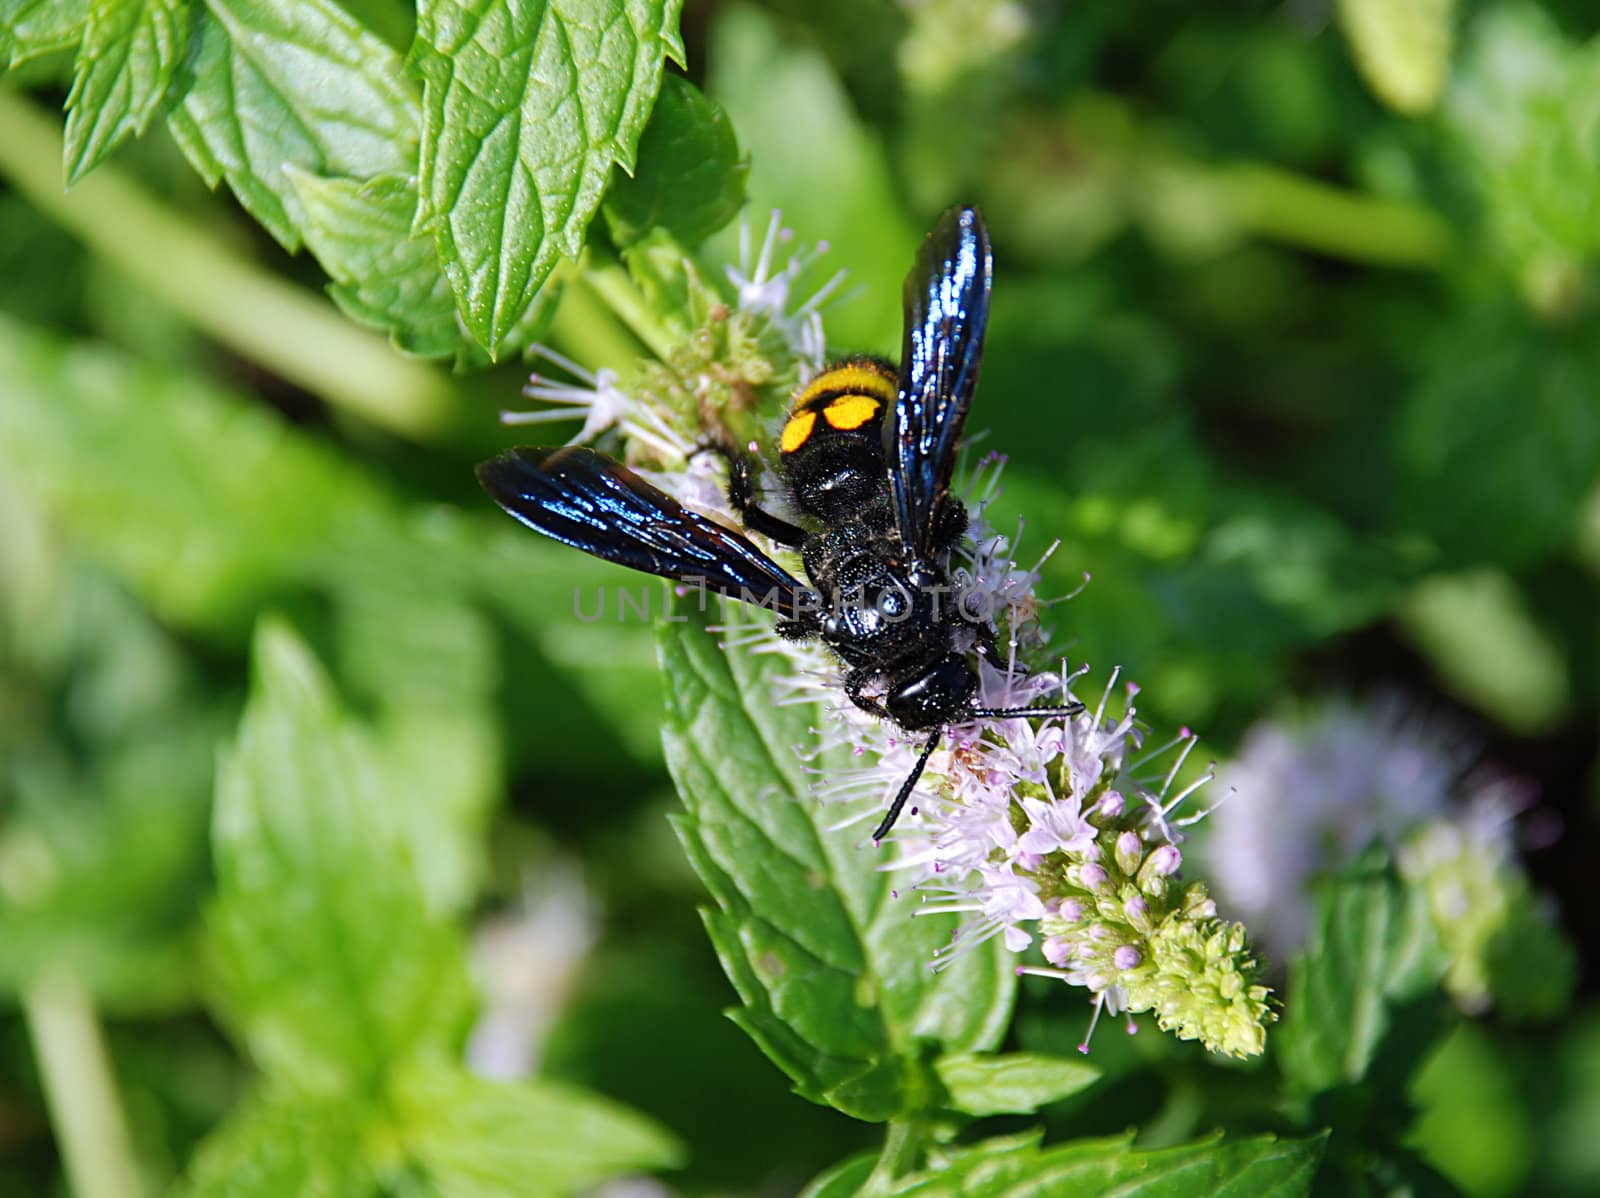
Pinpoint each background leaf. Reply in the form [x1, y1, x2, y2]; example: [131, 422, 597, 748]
[661, 605, 1015, 1121]
[287, 169, 465, 358]
[392, 1058, 684, 1198]
[705, 2, 916, 353]
[207, 620, 474, 1096]
[1338, 0, 1455, 115]
[603, 74, 747, 249]
[797, 1150, 878, 1198]
[331, 581, 502, 916]
[0, 0, 88, 67]
[932, 1052, 1100, 1118]
[63, 0, 190, 183]
[166, 0, 418, 249]
[1444, 4, 1600, 297]
[411, 0, 686, 351]
[1395, 311, 1600, 567]
[1278, 848, 1449, 1095]
[181, 1092, 375, 1198]
[0, 315, 387, 630]
[883, 1130, 1327, 1197]
[0, 559, 218, 1013]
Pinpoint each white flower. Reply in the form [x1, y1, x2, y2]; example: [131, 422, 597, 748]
[725, 210, 846, 375]
[465, 864, 596, 1080]
[949, 452, 1070, 653]
[1018, 794, 1097, 857]
[503, 347, 631, 443]
[501, 345, 698, 468]
[1204, 697, 1489, 962]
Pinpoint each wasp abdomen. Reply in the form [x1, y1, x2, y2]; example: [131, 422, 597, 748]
[780, 357, 897, 523]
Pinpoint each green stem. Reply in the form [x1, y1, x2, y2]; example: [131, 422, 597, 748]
[1070, 92, 1454, 269]
[862, 1117, 926, 1193]
[582, 257, 681, 363]
[23, 966, 144, 1198]
[1218, 162, 1453, 268]
[0, 88, 456, 441]
[544, 262, 650, 380]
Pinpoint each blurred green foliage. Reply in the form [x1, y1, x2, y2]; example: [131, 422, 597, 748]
[2, 0, 1598, 1195]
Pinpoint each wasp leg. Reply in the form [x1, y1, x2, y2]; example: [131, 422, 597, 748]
[930, 496, 969, 555]
[775, 607, 823, 641]
[693, 441, 809, 548]
[844, 669, 890, 719]
[968, 623, 1003, 663]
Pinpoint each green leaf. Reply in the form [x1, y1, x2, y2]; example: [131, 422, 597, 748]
[1445, 6, 1600, 305]
[0, 0, 88, 68]
[1278, 847, 1448, 1095]
[603, 74, 747, 249]
[0, 715, 216, 1013]
[1155, 488, 1411, 645]
[932, 1052, 1099, 1117]
[1481, 883, 1577, 1021]
[63, 0, 191, 183]
[1396, 311, 1600, 567]
[0, 316, 389, 631]
[333, 584, 502, 914]
[207, 620, 474, 1096]
[393, 1058, 684, 1198]
[0, 552, 219, 1015]
[884, 1130, 1327, 1197]
[412, 0, 686, 353]
[286, 169, 465, 358]
[463, 523, 665, 766]
[1409, 1023, 1537, 1196]
[705, 3, 918, 353]
[1337, 0, 1454, 115]
[166, 0, 418, 250]
[660, 606, 1015, 1122]
[182, 1091, 376, 1198]
[797, 1150, 877, 1198]
[1399, 568, 1569, 735]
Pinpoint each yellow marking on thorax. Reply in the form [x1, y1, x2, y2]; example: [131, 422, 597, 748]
[822, 393, 880, 430]
[796, 361, 898, 409]
[780, 409, 817, 453]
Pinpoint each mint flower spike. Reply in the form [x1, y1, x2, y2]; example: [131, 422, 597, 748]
[496, 210, 847, 486]
[725, 209, 847, 376]
[1206, 697, 1470, 962]
[880, 659, 1271, 1060]
[1204, 695, 1572, 1017]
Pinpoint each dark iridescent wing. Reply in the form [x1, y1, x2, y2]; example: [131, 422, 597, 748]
[477, 446, 813, 610]
[886, 206, 992, 560]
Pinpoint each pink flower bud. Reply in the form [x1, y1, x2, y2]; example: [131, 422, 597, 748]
[1148, 845, 1182, 876]
[1116, 831, 1143, 874]
[1042, 936, 1073, 966]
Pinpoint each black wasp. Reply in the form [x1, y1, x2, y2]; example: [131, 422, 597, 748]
[478, 206, 1078, 841]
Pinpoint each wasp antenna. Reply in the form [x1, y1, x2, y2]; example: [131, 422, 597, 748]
[872, 734, 941, 844]
[971, 702, 1085, 720]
